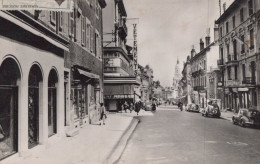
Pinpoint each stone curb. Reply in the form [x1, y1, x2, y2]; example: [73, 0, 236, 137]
[104, 117, 140, 164]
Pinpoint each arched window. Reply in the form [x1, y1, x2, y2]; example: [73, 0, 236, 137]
[48, 69, 58, 137]
[0, 58, 21, 159]
[28, 64, 43, 149]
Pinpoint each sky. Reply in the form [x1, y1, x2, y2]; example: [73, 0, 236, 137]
[124, 0, 234, 87]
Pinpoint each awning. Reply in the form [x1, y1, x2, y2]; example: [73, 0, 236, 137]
[104, 77, 141, 85]
[238, 88, 249, 92]
[77, 68, 100, 79]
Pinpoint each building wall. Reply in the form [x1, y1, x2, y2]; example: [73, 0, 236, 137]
[0, 34, 65, 157]
[217, 0, 259, 111]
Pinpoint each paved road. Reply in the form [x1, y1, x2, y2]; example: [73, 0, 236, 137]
[118, 106, 260, 164]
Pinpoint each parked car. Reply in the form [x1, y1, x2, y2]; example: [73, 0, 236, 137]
[144, 102, 152, 111]
[187, 104, 200, 112]
[232, 108, 260, 128]
[201, 100, 221, 118]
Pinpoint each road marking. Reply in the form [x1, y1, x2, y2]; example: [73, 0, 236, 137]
[227, 141, 248, 146]
[146, 143, 175, 148]
[205, 141, 217, 144]
[145, 157, 167, 160]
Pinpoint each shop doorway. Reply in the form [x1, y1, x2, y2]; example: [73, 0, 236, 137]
[0, 58, 20, 159]
[28, 65, 43, 149]
[48, 69, 58, 137]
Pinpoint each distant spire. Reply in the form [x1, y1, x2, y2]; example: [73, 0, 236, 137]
[177, 58, 179, 64]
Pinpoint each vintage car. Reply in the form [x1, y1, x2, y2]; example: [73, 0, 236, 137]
[187, 103, 200, 112]
[201, 101, 221, 118]
[232, 108, 260, 128]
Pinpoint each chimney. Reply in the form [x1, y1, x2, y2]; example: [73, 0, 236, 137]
[200, 39, 204, 51]
[214, 24, 219, 41]
[223, 3, 226, 12]
[191, 45, 196, 58]
[205, 36, 210, 47]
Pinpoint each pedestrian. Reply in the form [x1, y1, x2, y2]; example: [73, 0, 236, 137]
[99, 103, 106, 125]
[124, 101, 129, 113]
[130, 102, 134, 113]
[135, 101, 141, 115]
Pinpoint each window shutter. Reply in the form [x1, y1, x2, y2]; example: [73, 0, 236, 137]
[86, 23, 90, 50]
[90, 25, 94, 52]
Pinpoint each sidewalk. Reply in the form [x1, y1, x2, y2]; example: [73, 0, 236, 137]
[3, 113, 144, 164]
[220, 110, 234, 122]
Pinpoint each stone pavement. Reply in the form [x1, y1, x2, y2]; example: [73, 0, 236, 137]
[220, 110, 235, 122]
[3, 111, 153, 164]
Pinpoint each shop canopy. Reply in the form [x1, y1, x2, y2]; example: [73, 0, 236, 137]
[77, 68, 100, 79]
[104, 77, 141, 85]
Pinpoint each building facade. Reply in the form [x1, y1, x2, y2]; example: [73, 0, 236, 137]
[103, 0, 140, 111]
[0, 0, 106, 160]
[216, 0, 260, 112]
[190, 36, 219, 109]
[181, 56, 192, 104]
[64, 0, 106, 129]
[0, 10, 69, 159]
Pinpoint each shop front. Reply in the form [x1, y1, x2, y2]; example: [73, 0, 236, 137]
[71, 67, 101, 128]
[0, 10, 68, 159]
[104, 77, 140, 112]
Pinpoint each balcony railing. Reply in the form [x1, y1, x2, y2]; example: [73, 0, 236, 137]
[118, 22, 128, 39]
[226, 54, 238, 65]
[193, 86, 205, 91]
[242, 77, 256, 85]
[191, 69, 205, 77]
[217, 59, 224, 66]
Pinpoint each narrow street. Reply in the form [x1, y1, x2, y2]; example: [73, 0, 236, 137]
[119, 106, 260, 164]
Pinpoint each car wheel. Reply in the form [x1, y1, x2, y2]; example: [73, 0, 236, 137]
[240, 120, 246, 127]
[232, 117, 236, 125]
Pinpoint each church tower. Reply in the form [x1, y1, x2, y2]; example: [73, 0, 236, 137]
[172, 58, 182, 98]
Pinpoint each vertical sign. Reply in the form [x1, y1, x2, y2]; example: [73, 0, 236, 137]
[133, 24, 138, 75]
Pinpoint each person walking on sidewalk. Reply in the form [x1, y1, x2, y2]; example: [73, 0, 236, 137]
[124, 101, 129, 113]
[99, 103, 106, 125]
[129, 102, 134, 113]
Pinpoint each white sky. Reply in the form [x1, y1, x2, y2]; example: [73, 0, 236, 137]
[124, 0, 234, 87]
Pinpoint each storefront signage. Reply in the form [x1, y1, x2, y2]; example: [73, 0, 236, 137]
[104, 94, 134, 99]
[238, 88, 249, 92]
[133, 24, 138, 73]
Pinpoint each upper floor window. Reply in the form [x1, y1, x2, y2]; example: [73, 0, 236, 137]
[220, 47, 224, 59]
[86, 24, 91, 50]
[69, 10, 75, 37]
[226, 22, 229, 34]
[227, 44, 230, 55]
[234, 66, 238, 80]
[248, 0, 253, 16]
[96, 0, 100, 18]
[58, 12, 63, 31]
[250, 29, 254, 49]
[227, 66, 231, 80]
[81, 17, 86, 46]
[241, 35, 245, 53]
[240, 8, 244, 22]
[242, 64, 246, 80]
[219, 27, 223, 38]
[50, 11, 56, 25]
[232, 16, 235, 29]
